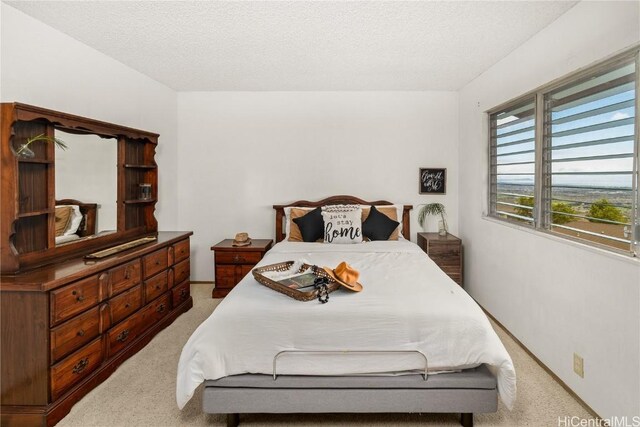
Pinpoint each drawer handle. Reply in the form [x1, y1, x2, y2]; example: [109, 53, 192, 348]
[125, 303, 130, 309]
[116, 329, 130, 342]
[76, 295, 85, 302]
[156, 303, 165, 313]
[124, 266, 132, 280]
[155, 260, 161, 266]
[77, 329, 85, 337]
[155, 285, 161, 290]
[180, 288, 187, 298]
[233, 255, 244, 262]
[72, 358, 89, 374]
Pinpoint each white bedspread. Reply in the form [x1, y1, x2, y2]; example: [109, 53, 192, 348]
[176, 240, 516, 409]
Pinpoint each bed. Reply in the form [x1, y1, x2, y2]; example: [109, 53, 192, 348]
[177, 196, 515, 427]
[55, 198, 97, 244]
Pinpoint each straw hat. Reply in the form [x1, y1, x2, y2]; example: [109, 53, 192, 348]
[232, 232, 252, 247]
[323, 262, 363, 292]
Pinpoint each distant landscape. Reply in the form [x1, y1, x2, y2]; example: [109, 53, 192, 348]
[496, 182, 632, 251]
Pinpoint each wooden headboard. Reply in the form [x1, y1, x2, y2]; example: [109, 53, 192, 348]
[56, 199, 97, 237]
[273, 195, 412, 243]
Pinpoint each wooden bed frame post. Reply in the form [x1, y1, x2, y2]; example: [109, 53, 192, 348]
[461, 412, 473, 427]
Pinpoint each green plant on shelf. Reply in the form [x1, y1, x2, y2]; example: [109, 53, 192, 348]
[15, 134, 68, 158]
[417, 202, 447, 234]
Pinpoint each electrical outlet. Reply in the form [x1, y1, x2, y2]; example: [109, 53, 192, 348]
[573, 353, 584, 378]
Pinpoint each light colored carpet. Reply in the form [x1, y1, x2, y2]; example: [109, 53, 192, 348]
[58, 283, 593, 427]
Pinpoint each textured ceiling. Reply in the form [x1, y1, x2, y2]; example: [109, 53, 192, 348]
[6, 1, 577, 91]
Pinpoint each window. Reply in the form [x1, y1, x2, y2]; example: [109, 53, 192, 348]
[489, 47, 639, 256]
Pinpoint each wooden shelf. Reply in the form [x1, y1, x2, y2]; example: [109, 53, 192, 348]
[124, 198, 156, 205]
[17, 158, 53, 164]
[18, 209, 53, 218]
[124, 164, 157, 169]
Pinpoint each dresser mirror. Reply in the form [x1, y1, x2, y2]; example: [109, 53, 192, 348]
[1, 103, 159, 274]
[54, 129, 118, 245]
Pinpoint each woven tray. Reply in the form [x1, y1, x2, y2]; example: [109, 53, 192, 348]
[253, 261, 341, 301]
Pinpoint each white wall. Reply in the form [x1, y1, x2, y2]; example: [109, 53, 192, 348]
[458, 1, 640, 420]
[0, 3, 179, 229]
[178, 91, 458, 280]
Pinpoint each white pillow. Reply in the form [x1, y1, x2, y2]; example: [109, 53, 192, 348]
[58, 205, 83, 236]
[322, 205, 363, 244]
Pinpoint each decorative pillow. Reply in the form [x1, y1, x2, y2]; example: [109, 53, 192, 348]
[362, 206, 401, 241]
[292, 207, 325, 242]
[285, 207, 312, 240]
[54, 206, 72, 237]
[322, 205, 363, 244]
[362, 206, 400, 240]
[288, 208, 314, 242]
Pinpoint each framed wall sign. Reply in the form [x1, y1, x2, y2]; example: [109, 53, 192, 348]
[419, 168, 446, 194]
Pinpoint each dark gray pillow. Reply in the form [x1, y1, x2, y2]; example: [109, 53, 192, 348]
[292, 207, 324, 242]
[362, 206, 400, 241]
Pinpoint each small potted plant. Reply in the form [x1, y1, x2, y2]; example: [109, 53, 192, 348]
[417, 203, 448, 236]
[14, 133, 67, 159]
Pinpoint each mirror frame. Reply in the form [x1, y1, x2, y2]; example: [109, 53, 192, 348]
[1, 103, 159, 273]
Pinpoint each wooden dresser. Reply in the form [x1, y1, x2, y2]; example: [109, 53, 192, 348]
[211, 239, 273, 298]
[0, 231, 193, 426]
[417, 232, 463, 287]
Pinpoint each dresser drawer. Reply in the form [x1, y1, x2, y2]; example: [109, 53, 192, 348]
[109, 260, 141, 297]
[51, 275, 101, 325]
[107, 309, 142, 356]
[139, 293, 170, 332]
[51, 338, 103, 400]
[50, 306, 101, 364]
[144, 271, 168, 302]
[172, 239, 190, 264]
[215, 265, 237, 288]
[110, 284, 143, 325]
[143, 248, 168, 279]
[173, 259, 190, 286]
[172, 280, 190, 307]
[216, 251, 262, 265]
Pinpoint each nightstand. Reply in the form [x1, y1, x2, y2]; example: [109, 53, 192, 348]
[211, 239, 273, 298]
[417, 232, 463, 287]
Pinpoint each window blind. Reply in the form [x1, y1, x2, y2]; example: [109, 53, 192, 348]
[543, 60, 636, 251]
[489, 98, 536, 225]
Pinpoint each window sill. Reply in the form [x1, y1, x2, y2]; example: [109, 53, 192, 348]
[482, 215, 640, 266]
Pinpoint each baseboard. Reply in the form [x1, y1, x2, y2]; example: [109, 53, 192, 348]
[480, 306, 605, 422]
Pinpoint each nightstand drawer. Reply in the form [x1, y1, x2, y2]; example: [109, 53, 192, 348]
[216, 251, 262, 265]
[428, 244, 460, 258]
[215, 265, 237, 288]
[429, 254, 461, 267]
[418, 232, 463, 287]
